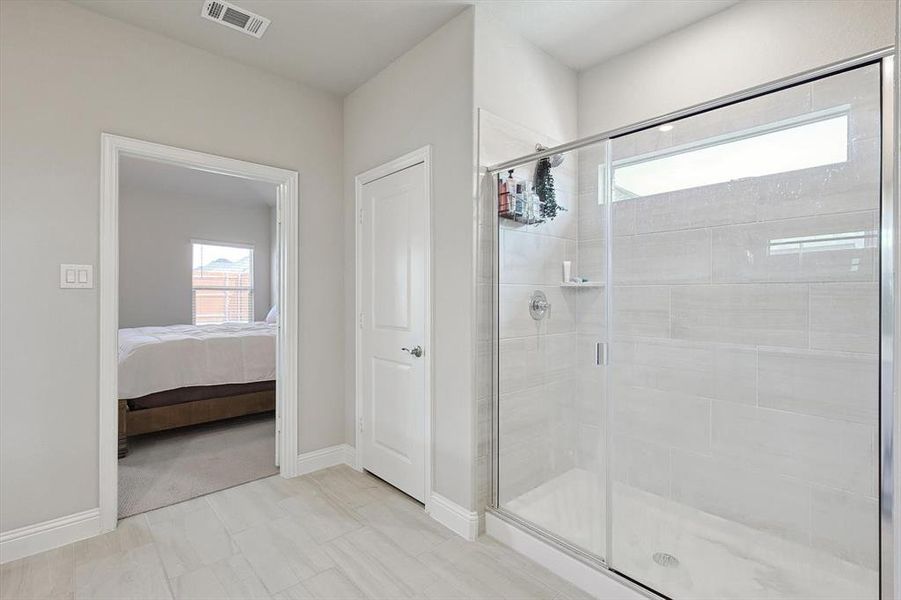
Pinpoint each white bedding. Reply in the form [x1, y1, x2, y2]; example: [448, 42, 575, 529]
[118, 322, 276, 399]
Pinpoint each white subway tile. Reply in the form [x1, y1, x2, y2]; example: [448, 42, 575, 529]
[614, 229, 712, 284]
[810, 282, 879, 354]
[613, 285, 671, 338]
[670, 452, 810, 545]
[671, 284, 808, 347]
[711, 400, 876, 496]
[758, 348, 878, 424]
[711, 211, 877, 283]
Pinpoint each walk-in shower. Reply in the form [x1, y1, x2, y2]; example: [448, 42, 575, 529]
[483, 50, 895, 600]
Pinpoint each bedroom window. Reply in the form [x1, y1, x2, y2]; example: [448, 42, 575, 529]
[192, 241, 254, 324]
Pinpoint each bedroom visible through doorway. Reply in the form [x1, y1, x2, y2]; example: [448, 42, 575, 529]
[98, 135, 300, 531]
[116, 156, 280, 518]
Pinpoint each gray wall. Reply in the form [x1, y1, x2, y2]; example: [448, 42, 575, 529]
[473, 6, 578, 146]
[344, 9, 476, 509]
[0, 0, 344, 533]
[119, 187, 274, 328]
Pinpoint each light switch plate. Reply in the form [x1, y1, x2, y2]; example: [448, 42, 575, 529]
[60, 264, 93, 289]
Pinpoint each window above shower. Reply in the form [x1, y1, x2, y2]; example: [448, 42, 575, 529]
[612, 108, 850, 200]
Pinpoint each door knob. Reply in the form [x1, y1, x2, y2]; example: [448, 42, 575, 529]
[402, 345, 423, 358]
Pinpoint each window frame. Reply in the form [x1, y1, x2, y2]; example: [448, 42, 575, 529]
[190, 239, 255, 325]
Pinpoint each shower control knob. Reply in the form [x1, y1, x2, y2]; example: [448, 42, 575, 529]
[529, 290, 551, 321]
[402, 345, 423, 358]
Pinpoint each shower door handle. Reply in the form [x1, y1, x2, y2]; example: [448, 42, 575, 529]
[596, 342, 608, 366]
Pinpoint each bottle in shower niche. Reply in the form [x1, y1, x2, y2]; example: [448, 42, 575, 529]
[521, 183, 531, 221]
[514, 182, 525, 217]
[499, 170, 515, 215]
[528, 183, 541, 224]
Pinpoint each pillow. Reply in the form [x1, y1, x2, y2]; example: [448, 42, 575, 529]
[265, 304, 278, 324]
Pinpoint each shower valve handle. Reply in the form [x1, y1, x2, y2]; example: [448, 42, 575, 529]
[529, 290, 551, 321]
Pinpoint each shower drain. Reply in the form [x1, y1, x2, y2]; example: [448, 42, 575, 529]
[652, 552, 680, 568]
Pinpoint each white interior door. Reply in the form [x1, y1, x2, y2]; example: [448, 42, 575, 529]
[360, 162, 427, 502]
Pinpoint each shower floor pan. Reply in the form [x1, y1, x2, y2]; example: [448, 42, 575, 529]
[503, 468, 876, 600]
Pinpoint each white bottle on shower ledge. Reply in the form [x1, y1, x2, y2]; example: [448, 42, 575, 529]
[562, 261, 572, 283]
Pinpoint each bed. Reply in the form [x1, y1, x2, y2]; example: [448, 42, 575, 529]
[118, 322, 277, 457]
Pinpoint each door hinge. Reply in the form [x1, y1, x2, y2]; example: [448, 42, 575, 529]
[358, 416, 364, 432]
[359, 312, 365, 328]
[358, 208, 364, 225]
[276, 415, 281, 433]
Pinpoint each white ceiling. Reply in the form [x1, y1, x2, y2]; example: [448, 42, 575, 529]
[72, 0, 469, 95]
[478, 1, 739, 71]
[120, 156, 277, 207]
[72, 0, 738, 95]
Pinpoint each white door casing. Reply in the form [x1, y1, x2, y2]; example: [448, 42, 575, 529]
[99, 134, 300, 533]
[357, 151, 430, 503]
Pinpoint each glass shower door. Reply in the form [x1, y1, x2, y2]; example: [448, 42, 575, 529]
[607, 64, 882, 599]
[495, 140, 609, 561]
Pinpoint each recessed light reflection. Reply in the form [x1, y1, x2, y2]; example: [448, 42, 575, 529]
[658, 124, 674, 132]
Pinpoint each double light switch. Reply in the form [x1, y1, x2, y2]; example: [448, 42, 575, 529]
[60, 264, 93, 289]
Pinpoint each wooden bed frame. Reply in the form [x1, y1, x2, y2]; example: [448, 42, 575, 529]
[118, 389, 275, 457]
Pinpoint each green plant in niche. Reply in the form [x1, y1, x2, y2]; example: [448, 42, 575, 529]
[535, 156, 565, 221]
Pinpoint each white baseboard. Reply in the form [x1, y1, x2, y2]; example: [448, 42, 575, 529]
[427, 493, 479, 541]
[1, 445, 355, 565]
[295, 443, 355, 476]
[485, 512, 647, 600]
[0, 509, 100, 565]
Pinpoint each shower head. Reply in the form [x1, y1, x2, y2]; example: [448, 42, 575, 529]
[536, 144, 564, 168]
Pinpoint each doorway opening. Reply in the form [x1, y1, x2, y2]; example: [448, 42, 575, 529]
[99, 134, 299, 531]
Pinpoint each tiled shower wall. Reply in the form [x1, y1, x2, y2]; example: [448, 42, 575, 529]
[477, 111, 581, 506]
[601, 64, 881, 571]
[477, 113, 613, 515]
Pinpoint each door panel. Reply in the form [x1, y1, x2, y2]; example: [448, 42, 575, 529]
[371, 357, 414, 460]
[361, 162, 427, 502]
[372, 190, 411, 329]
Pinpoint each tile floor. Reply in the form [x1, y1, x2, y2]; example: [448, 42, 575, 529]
[0, 465, 593, 600]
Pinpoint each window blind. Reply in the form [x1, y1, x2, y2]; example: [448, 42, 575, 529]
[192, 242, 254, 324]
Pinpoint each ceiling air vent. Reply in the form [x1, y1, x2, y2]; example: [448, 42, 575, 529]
[201, 0, 270, 39]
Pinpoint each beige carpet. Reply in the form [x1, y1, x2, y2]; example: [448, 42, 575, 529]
[118, 412, 278, 518]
